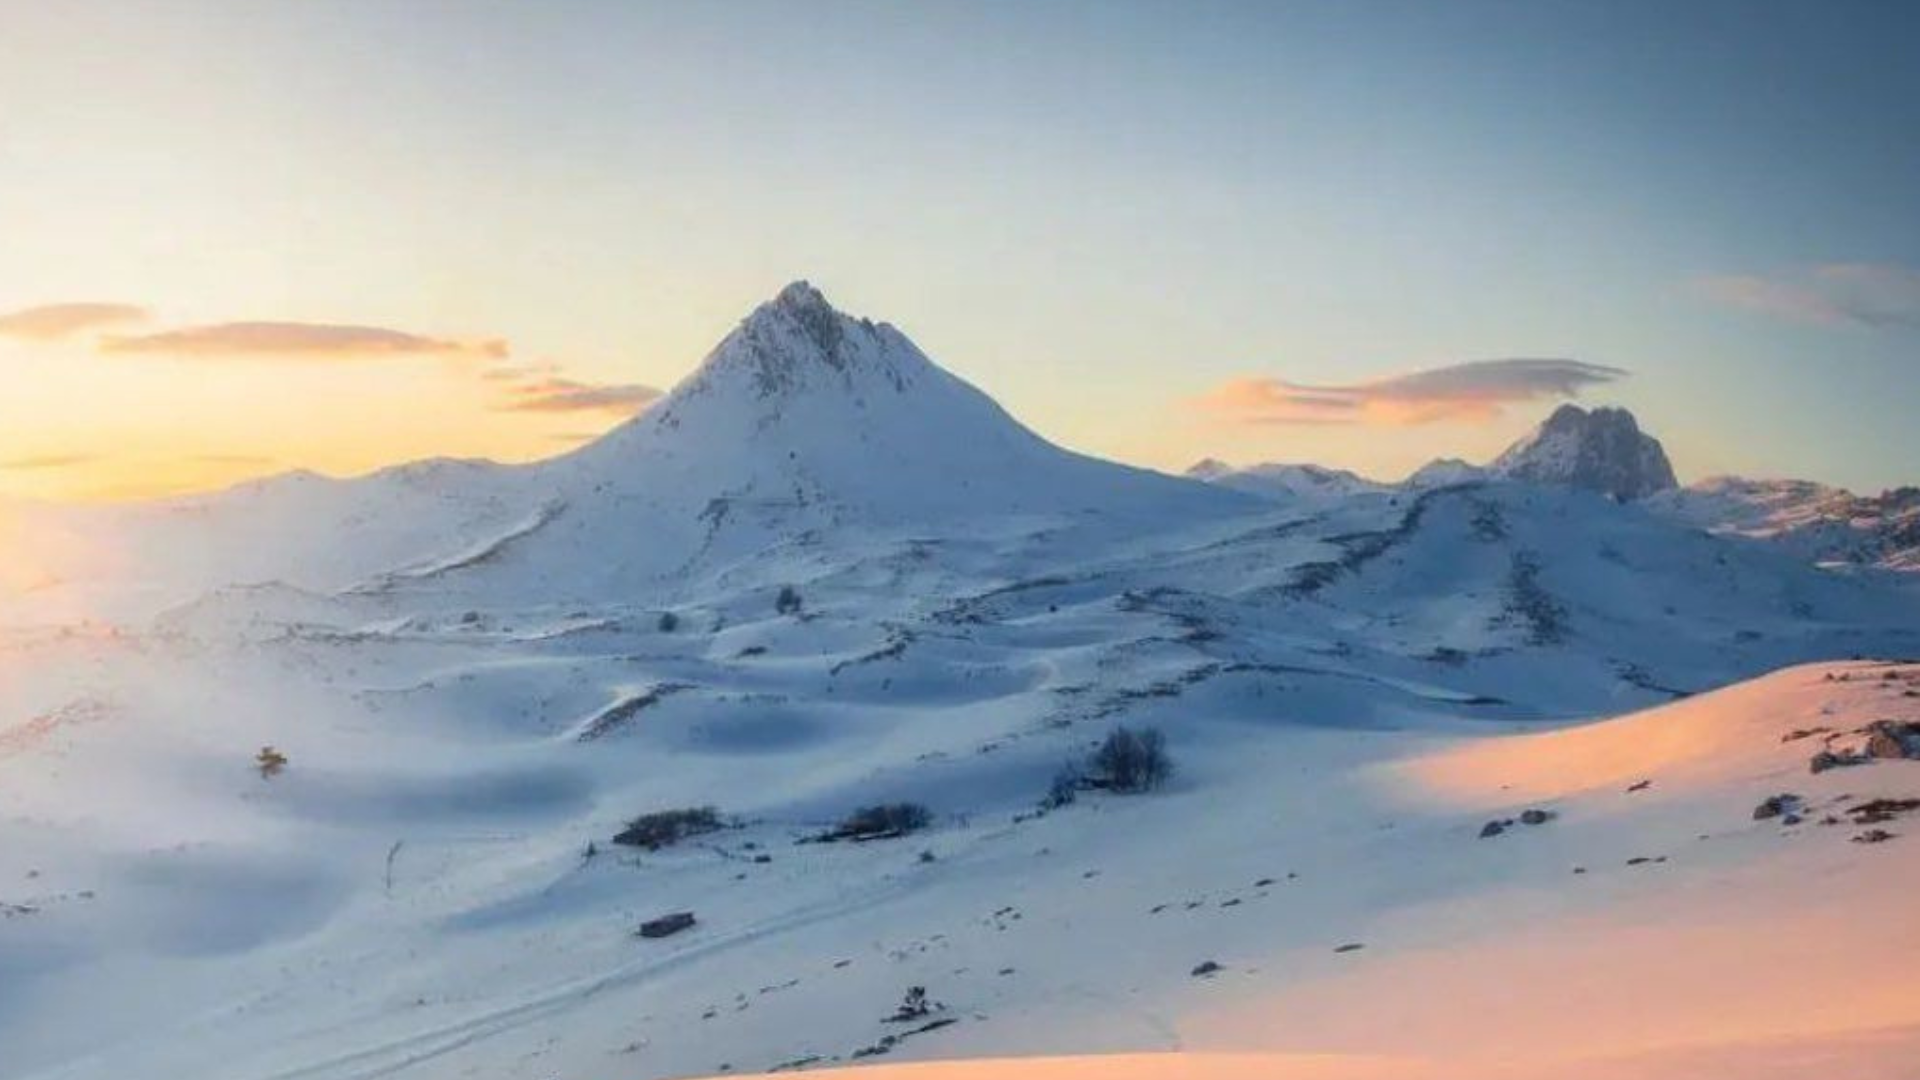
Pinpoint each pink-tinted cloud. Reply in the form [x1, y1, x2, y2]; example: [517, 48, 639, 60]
[495, 376, 662, 415]
[1694, 263, 1920, 329]
[0, 302, 148, 340]
[101, 321, 507, 360]
[1197, 358, 1627, 427]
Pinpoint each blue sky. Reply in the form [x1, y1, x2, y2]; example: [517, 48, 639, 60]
[0, 0, 1915, 497]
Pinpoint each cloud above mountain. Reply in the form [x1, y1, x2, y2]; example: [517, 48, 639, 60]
[1198, 358, 1629, 426]
[1695, 263, 1920, 329]
[101, 321, 507, 360]
[495, 376, 662, 415]
[0, 302, 148, 340]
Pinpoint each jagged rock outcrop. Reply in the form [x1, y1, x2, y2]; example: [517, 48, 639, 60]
[1492, 404, 1678, 500]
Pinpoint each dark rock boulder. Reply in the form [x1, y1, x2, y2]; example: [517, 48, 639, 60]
[638, 911, 697, 938]
[1865, 720, 1920, 760]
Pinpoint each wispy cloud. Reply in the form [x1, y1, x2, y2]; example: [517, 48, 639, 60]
[191, 453, 278, 467]
[0, 302, 148, 340]
[1197, 358, 1628, 427]
[478, 361, 559, 382]
[0, 453, 101, 470]
[1694, 263, 1920, 329]
[496, 376, 662, 415]
[101, 321, 507, 360]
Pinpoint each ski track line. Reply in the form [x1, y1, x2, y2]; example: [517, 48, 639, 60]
[254, 869, 931, 1080]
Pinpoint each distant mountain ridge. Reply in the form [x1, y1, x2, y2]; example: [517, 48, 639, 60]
[1188, 402, 1915, 572]
[1181, 459, 1383, 500]
[1647, 477, 1920, 571]
[1190, 402, 1677, 502]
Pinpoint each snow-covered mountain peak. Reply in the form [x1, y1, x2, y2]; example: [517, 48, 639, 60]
[670, 280, 926, 406]
[1492, 403, 1677, 500]
[544, 281, 1241, 544]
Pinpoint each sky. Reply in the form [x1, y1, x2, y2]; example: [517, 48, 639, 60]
[1, 0, 1916, 501]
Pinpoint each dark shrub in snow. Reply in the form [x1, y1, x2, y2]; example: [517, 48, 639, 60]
[614, 806, 723, 850]
[1089, 725, 1172, 793]
[828, 802, 932, 841]
[776, 585, 803, 615]
[1042, 765, 1082, 809]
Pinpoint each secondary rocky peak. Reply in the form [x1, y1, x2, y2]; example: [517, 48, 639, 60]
[1493, 404, 1678, 500]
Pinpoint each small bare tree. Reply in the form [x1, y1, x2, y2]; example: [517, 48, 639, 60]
[1090, 726, 1171, 793]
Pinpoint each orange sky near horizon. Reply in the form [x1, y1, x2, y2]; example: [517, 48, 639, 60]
[0, 331, 638, 502]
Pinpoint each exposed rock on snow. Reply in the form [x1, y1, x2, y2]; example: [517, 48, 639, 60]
[1864, 720, 1920, 760]
[1809, 748, 1869, 773]
[637, 911, 698, 938]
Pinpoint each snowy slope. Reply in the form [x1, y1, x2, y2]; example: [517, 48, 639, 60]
[2, 285, 1918, 1080]
[732, 662, 1920, 1080]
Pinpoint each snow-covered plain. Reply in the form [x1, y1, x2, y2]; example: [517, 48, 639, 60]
[3, 284, 1918, 1080]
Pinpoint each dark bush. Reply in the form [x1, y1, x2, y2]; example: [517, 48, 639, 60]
[828, 802, 932, 841]
[613, 806, 723, 850]
[776, 585, 803, 615]
[657, 611, 679, 633]
[1089, 725, 1172, 793]
[1042, 764, 1081, 809]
